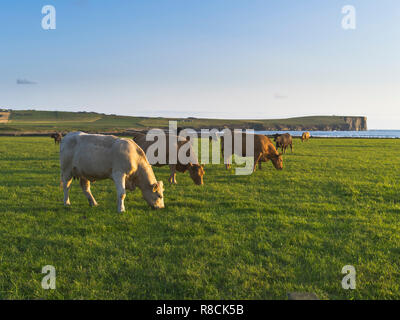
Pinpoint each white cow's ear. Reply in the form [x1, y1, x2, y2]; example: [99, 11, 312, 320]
[158, 181, 164, 190]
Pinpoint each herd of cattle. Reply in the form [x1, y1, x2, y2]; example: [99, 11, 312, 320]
[53, 130, 311, 212]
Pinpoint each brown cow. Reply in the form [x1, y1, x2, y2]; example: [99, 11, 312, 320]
[221, 133, 283, 172]
[51, 132, 62, 145]
[273, 133, 293, 154]
[301, 131, 310, 142]
[132, 132, 204, 185]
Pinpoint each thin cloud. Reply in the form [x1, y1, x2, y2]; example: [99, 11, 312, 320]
[17, 79, 37, 85]
[274, 93, 288, 99]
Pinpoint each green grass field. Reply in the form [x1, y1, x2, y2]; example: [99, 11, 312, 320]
[0, 136, 399, 299]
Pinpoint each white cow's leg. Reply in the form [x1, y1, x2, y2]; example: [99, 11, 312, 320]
[80, 178, 98, 207]
[169, 164, 177, 184]
[62, 174, 73, 206]
[112, 172, 126, 213]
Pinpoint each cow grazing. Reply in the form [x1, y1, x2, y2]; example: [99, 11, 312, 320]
[273, 133, 293, 154]
[221, 133, 283, 172]
[131, 132, 204, 185]
[51, 132, 62, 145]
[301, 131, 310, 142]
[60, 132, 164, 213]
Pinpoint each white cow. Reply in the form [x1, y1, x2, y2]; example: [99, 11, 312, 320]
[60, 132, 164, 212]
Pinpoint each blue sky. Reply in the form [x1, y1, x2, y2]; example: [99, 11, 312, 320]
[0, 0, 399, 129]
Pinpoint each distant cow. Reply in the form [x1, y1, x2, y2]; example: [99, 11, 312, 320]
[221, 133, 283, 172]
[60, 132, 165, 213]
[131, 132, 204, 185]
[51, 132, 62, 145]
[273, 133, 293, 154]
[301, 132, 310, 142]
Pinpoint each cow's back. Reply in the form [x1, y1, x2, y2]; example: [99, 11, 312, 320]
[255, 134, 278, 156]
[61, 132, 144, 180]
[283, 133, 292, 143]
[132, 132, 197, 166]
[131, 132, 149, 150]
[221, 133, 272, 156]
[276, 133, 292, 145]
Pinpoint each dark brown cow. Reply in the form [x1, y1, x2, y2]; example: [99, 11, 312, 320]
[273, 133, 293, 154]
[51, 132, 62, 145]
[132, 132, 204, 185]
[221, 133, 283, 172]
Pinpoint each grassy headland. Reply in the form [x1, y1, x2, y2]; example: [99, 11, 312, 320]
[0, 110, 367, 134]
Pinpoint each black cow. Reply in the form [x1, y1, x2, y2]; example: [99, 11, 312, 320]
[51, 132, 62, 145]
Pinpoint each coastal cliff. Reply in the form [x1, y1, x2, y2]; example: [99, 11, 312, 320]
[261, 116, 368, 131]
[344, 117, 368, 131]
[197, 116, 368, 132]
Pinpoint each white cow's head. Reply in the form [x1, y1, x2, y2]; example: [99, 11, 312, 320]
[142, 181, 165, 209]
[125, 175, 165, 209]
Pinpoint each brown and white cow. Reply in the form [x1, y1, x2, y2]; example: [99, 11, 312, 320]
[221, 133, 283, 172]
[301, 131, 310, 142]
[60, 132, 164, 213]
[132, 131, 204, 185]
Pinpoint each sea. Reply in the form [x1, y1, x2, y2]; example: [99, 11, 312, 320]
[255, 130, 400, 139]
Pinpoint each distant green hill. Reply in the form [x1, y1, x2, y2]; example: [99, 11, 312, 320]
[0, 110, 367, 133]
